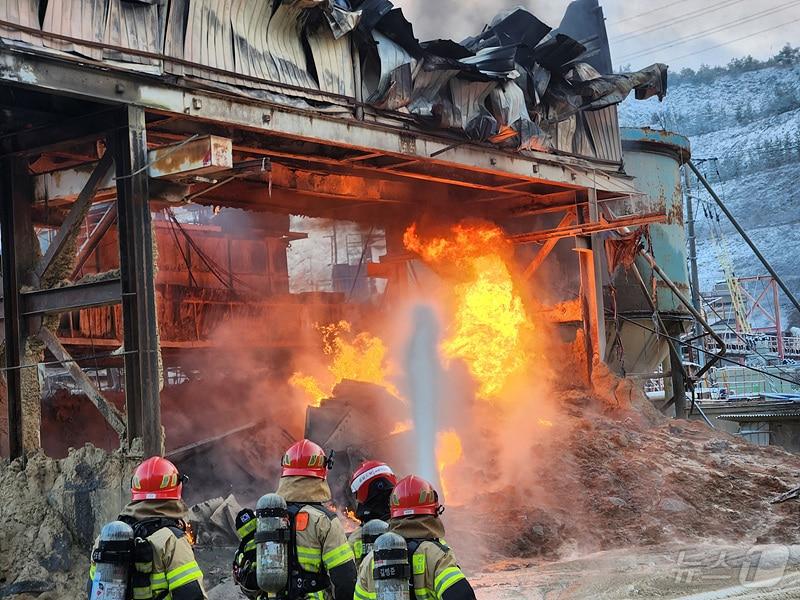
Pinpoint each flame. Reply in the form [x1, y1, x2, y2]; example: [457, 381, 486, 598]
[290, 321, 398, 406]
[436, 430, 463, 501]
[391, 420, 413, 435]
[538, 418, 554, 428]
[404, 222, 531, 401]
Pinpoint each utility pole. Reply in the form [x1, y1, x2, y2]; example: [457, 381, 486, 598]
[684, 165, 704, 366]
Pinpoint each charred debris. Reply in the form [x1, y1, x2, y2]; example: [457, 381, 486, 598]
[4, 0, 667, 158]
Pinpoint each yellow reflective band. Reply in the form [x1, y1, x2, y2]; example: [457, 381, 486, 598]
[355, 582, 377, 600]
[150, 573, 167, 582]
[413, 553, 426, 575]
[413, 589, 435, 600]
[132, 587, 154, 600]
[308, 592, 325, 600]
[167, 561, 202, 588]
[435, 566, 466, 596]
[89, 564, 96, 579]
[323, 543, 355, 569]
[354, 540, 364, 559]
[245, 539, 256, 552]
[238, 519, 257, 539]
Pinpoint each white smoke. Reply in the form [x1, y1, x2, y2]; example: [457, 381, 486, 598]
[403, 304, 443, 486]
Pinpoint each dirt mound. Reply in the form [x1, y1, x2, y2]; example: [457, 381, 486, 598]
[445, 378, 800, 571]
[0, 445, 139, 599]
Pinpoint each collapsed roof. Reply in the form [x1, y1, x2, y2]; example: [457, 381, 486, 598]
[0, 0, 667, 163]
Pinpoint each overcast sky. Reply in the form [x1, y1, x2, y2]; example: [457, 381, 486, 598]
[392, 0, 800, 71]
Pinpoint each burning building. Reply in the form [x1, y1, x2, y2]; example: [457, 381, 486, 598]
[0, 1, 717, 593]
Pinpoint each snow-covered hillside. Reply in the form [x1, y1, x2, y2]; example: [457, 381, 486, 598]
[619, 63, 800, 325]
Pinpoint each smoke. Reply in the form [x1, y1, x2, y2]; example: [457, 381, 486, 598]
[392, 0, 563, 43]
[403, 304, 443, 486]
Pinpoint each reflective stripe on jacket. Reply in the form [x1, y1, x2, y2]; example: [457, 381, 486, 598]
[294, 505, 356, 599]
[89, 526, 207, 600]
[355, 540, 467, 600]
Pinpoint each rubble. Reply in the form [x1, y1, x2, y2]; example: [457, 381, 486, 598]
[0, 445, 140, 599]
[189, 494, 244, 547]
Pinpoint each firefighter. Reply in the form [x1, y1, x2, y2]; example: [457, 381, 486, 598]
[354, 475, 476, 600]
[348, 461, 397, 567]
[88, 456, 207, 600]
[232, 439, 356, 600]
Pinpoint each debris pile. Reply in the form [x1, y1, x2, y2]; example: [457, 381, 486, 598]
[0, 445, 139, 599]
[444, 375, 800, 571]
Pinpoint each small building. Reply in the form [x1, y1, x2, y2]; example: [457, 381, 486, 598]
[701, 394, 800, 452]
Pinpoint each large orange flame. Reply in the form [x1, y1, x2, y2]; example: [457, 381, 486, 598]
[437, 430, 463, 502]
[290, 321, 398, 406]
[404, 222, 532, 402]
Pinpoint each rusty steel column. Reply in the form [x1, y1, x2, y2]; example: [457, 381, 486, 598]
[0, 158, 41, 456]
[576, 188, 607, 377]
[113, 106, 162, 456]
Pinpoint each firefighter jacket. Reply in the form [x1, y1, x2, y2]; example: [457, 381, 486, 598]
[89, 500, 207, 600]
[354, 516, 475, 600]
[274, 476, 358, 600]
[347, 526, 364, 568]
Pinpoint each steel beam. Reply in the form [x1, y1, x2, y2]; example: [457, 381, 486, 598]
[34, 152, 115, 283]
[0, 158, 39, 456]
[0, 108, 120, 157]
[72, 203, 117, 278]
[523, 211, 575, 280]
[0, 47, 637, 195]
[112, 106, 162, 456]
[38, 328, 126, 437]
[19, 278, 121, 317]
[509, 212, 666, 245]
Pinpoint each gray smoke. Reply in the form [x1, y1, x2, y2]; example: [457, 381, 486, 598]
[404, 304, 443, 486]
[393, 0, 560, 43]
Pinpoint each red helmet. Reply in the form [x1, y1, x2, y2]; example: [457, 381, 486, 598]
[131, 456, 183, 501]
[281, 439, 329, 479]
[390, 475, 440, 518]
[350, 461, 397, 504]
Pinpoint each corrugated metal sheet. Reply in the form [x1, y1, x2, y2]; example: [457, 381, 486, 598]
[585, 105, 622, 162]
[367, 31, 415, 109]
[408, 63, 458, 118]
[442, 79, 497, 141]
[104, 0, 163, 66]
[267, 2, 319, 91]
[182, 0, 237, 81]
[230, 0, 277, 83]
[307, 25, 355, 97]
[0, 0, 42, 45]
[42, 0, 108, 59]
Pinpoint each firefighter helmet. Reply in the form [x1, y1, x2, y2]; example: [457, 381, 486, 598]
[131, 456, 183, 501]
[350, 461, 397, 505]
[281, 439, 329, 479]
[390, 475, 440, 518]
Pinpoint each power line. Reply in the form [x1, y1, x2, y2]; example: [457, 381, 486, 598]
[618, 0, 800, 60]
[666, 17, 800, 62]
[612, 313, 800, 387]
[667, 18, 800, 61]
[614, 0, 695, 25]
[612, 0, 748, 43]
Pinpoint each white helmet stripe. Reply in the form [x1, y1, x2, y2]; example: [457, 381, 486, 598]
[351, 465, 394, 494]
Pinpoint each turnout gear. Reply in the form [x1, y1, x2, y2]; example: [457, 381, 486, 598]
[349, 520, 388, 567]
[372, 532, 410, 600]
[281, 440, 330, 479]
[131, 457, 185, 502]
[89, 500, 207, 600]
[89, 521, 135, 600]
[233, 442, 357, 600]
[232, 509, 259, 596]
[389, 476, 440, 519]
[254, 493, 291, 593]
[354, 477, 475, 600]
